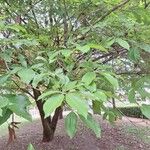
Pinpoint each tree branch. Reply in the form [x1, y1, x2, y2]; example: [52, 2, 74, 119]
[94, 0, 131, 25]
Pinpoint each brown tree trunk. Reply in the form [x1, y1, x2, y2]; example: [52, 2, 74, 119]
[33, 88, 61, 142]
[59, 106, 63, 119]
[112, 98, 117, 121]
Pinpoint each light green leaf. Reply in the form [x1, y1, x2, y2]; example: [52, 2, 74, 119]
[18, 54, 27, 67]
[76, 45, 90, 53]
[79, 114, 101, 138]
[101, 73, 119, 89]
[94, 91, 107, 102]
[32, 74, 46, 88]
[0, 108, 12, 126]
[35, 56, 47, 62]
[82, 72, 96, 86]
[18, 68, 35, 84]
[63, 81, 77, 91]
[66, 93, 88, 118]
[0, 74, 10, 84]
[141, 104, 150, 119]
[65, 112, 77, 138]
[128, 89, 136, 103]
[5, 94, 32, 121]
[61, 49, 73, 57]
[0, 96, 8, 108]
[38, 91, 61, 100]
[8, 105, 32, 121]
[6, 94, 31, 107]
[140, 44, 150, 53]
[43, 94, 64, 118]
[88, 43, 107, 52]
[27, 143, 35, 150]
[116, 38, 130, 50]
[7, 24, 27, 33]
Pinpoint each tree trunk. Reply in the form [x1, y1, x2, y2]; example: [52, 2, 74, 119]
[112, 98, 117, 121]
[59, 106, 63, 119]
[33, 88, 61, 142]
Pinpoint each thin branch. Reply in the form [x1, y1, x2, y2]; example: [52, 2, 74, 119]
[93, 0, 131, 25]
[12, 80, 34, 99]
[116, 71, 150, 75]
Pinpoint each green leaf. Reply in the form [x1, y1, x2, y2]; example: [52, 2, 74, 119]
[65, 112, 77, 138]
[38, 91, 61, 100]
[63, 81, 77, 91]
[5, 94, 32, 121]
[6, 94, 31, 107]
[0, 74, 10, 84]
[7, 24, 27, 33]
[0, 108, 12, 126]
[79, 114, 101, 138]
[94, 91, 107, 102]
[66, 93, 88, 118]
[128, 49, 140, 61]
[32, 73, 46, 88]
[18, 68, 35, 84]
[76, 45, 90, 53]
[8, 105, 32, 121]
[87, 82, 97, 92]
[116, 38, 130, 50]
[27, 143, 35, 150]
[0, 108, 2, 116]
[18, 54, 27, 67]
[61, 49, 73, 57]
[101, 73, 119, 89]
[128, 89, 136, 103]
[141, 104, 150, 119]
[0, 96, 8, 108]
[108, 111, 117, 123]
[92, 101, 101, 115]
[43, 94, 64, 118]
[88, 43, 107, 52]
[140, 44, 150, 53]
[82, 72, 96, 86]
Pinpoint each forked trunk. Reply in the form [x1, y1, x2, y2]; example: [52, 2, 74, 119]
[33, 88, 61, 142]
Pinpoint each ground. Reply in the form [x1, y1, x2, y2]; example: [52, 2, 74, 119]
[0, 116, 150, 150]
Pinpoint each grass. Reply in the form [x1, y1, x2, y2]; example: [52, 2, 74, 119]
[122, 125, 150, 144]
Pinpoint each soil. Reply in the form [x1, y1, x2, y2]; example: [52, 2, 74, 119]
[0, 116, 150, 150]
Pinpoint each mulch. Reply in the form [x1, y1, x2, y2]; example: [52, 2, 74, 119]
[0, 116, 150, 150]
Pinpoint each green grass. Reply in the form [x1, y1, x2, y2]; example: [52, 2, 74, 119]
[122, 125, 150, 144]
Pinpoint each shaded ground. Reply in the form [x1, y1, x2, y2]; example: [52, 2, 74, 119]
[0, 116, 150, 150]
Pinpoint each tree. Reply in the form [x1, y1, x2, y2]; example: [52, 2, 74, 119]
[0, 0, 150, 142]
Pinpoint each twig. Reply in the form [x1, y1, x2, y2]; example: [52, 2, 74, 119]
[93, 0, 131, 25]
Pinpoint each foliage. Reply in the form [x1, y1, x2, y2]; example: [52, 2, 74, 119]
[113, 106, 148, 119]
[0, 0, 150, 140]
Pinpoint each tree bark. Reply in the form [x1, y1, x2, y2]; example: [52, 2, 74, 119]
[59, 106, 63, 119]
[33, 88, 61, 142]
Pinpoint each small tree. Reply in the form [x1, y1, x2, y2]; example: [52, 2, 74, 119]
[0, 0, 150, 142]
